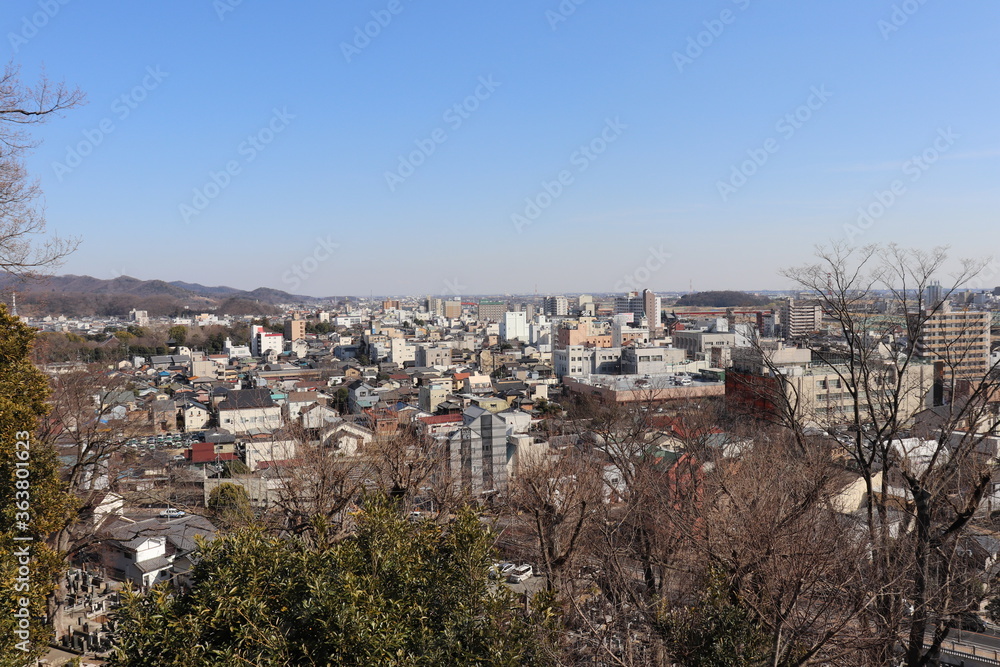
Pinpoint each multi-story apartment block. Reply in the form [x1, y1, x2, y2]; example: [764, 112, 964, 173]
[416, 344, 452, 368]
[477, 300, 507, 322]
[443, 299, 463, 319]
[283, 318, 305, 341]
[780, 298, 823, 339]
[914, 305, 991, 380]
[556, 318, 612, 349]
[543, 296, 569, 317]
[250, 325, 284, 358]
[443, 406, 508, 496]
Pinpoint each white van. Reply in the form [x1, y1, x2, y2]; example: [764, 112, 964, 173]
[507, 565, 533, 583]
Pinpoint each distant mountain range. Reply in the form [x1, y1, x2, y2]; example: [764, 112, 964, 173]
[0, 273, 332, 317]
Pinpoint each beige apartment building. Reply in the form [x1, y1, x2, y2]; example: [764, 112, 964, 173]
[284, 318, 305, 341]
[914, 306, 991, 380]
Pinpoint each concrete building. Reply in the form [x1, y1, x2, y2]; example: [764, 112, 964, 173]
[727, 349, 934, 426]
[925, 281, 945, 309]
[283, 319, 305, 342]
[250, 325, 284, 358]
[419, 383, 451, 413]
[217, 388, 283, 434]
[611, 321, 650, 348]
[620, 346, 687, 375]
[673, 330, 736, 361]
[554, 346, 622, 378]
[780, 298, 823, 340]
[128, 309, 149, 327]
[556, 317, 612, 349]
[643, 289, 662, 331]
[443, 299, 463, 319]
[390, 337, 416, 366]
[416, 344, 452, 368]
[500, 311, 528, 342]
[426, 297, 443, 316]
[443, 406, 509, 495]
[543, 296, 569, 317]
[914, 305, 991, 381]
[477, 300, 507, 322]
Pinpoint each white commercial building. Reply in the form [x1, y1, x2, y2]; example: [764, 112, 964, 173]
[500, 311, 528, 342]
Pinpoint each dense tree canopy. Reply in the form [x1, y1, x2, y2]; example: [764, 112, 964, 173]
[110, 497, 551, 666]
[673, 291, 772, 308]
[0, 305, 74, 664]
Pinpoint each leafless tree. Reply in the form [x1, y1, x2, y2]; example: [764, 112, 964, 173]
[758, 242, 1000, 665]
[0, 61, 83, 277]
[266, 421, 372, 547]
[37, 366, 147, 632]
[510, 441, 605, 592]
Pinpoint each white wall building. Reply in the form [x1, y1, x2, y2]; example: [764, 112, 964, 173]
[500, 311, 528, 342]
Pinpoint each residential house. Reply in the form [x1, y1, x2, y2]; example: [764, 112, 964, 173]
[217, 388, 283, 434]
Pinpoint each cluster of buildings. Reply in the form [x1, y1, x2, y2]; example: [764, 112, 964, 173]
[36, 285, 1000, 577]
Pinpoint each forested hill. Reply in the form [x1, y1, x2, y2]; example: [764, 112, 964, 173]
[673, 291, 773, 308]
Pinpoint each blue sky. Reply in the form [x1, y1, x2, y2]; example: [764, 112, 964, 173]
[10, 0, 1000, 297]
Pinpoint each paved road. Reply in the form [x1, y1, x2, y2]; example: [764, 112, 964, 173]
[932, 627, 1000, 666]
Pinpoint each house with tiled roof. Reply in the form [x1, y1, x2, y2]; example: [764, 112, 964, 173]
[100, 514, 217, 589]
[217, 388, 282, 434]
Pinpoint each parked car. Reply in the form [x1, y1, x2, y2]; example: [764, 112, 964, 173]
[490, 562, 516, 580]
[507, 564, 533, 583]
[159, 508, 186, 518]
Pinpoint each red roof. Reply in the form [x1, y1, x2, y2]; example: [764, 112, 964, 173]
[419, 414, 464, 425]
[187, 449, 238, 464]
